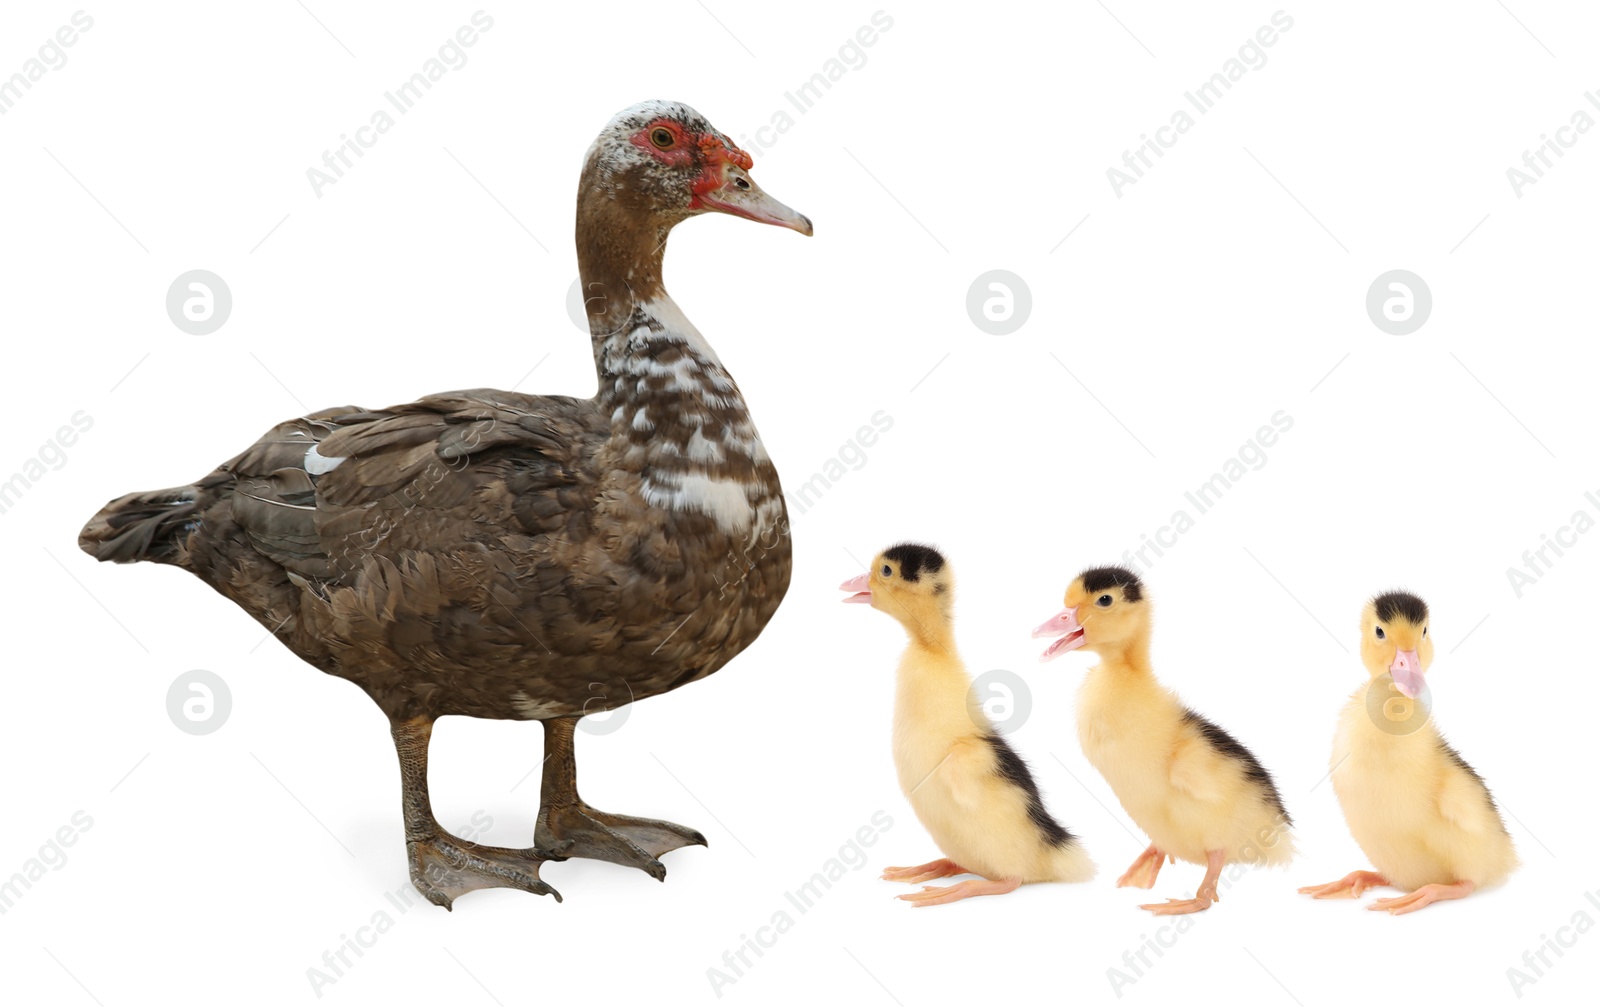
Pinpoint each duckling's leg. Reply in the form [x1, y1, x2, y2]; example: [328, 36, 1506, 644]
[1139, 849, 1224, 915]
[1367, 880, 1476, 915]
[1116, 843, 1166, 889]
[881, 858, 970, 883]
[897, 876, 1022, 907]
[533, 716, 706, 880]
[1298, 870, 1390, 899]
[391, 718, 559, 910]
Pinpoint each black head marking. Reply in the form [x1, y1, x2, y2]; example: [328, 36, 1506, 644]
[1080, 565, 1143, 603]
[1373, 591, 1428, 625]
[883, 543, 945, 583]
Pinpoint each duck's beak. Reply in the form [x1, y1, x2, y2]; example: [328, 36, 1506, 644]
[1389, 649, 1424, 699]
[840, 572, 872, 604]
[698, 170, 813, 236]
[1033, 606, 1086, 661]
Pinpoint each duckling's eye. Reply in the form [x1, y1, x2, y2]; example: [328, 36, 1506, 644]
[1096, 594, 1113, 608]
[1375, 626, 1386, 640]
[880, 564, 892, 578]
[650, 127, 675, 149]
[1422, 627, 1428, 636]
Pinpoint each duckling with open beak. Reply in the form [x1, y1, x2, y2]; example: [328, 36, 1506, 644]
[1034, 567, 1295, 915]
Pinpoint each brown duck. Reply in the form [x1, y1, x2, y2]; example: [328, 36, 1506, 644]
[79, 100, 811, 908]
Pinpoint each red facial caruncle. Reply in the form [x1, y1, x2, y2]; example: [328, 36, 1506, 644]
[626, 113, 810, 235]
[629, 118, 755, 208]
[629, 119, 696, 167]
[688, 132, 754, 208]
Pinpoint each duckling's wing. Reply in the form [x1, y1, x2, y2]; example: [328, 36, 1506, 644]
[928, 737, 992, 813]
[1435, 739, 1502, 834]
[1168, 729, 1229, 805]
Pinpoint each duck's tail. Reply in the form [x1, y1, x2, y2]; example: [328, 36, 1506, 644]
[78, 474, 227, 565]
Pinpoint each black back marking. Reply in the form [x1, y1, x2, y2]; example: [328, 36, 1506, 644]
[1181, 709, 1291, 824]
[1081, 565, 1143, 602]
[884, 543, 945, 583]
[1438, 736, 1508, 830]
[983, 734, 1077, 849]
[1373, 591, 1428, 625]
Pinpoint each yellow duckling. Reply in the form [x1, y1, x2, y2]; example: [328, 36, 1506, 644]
[1034, 567, 1294, 915]
[1299, 592, 1518, 915]
[842, 543, 1096, 907]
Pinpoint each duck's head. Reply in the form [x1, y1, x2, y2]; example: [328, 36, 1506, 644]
[1033, 566, 1149, 661]
[840, 543, 953, 639]
[581, 100, 812, 237]
[1360, 592, 1433, 698]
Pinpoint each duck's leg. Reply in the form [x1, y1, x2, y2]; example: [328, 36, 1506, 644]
[1116, 843, 1166, 889]
[1139, 848, 1224, 915]
[1367, 880, 1476, 915]
[392, 717, 559, 910]
[533, 716, 706, 880]
[1299, 869, 1391, 899]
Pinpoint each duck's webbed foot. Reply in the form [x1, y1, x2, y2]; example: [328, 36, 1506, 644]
[1138, 848, 1225, 916]
[1367, 880, 1476, 915]
[882, 858, 969, 883]
[390, 717, 560, 910]
[408, 831, 560, 910]
[534, 716, 705, 881]
[1117, 843, 1166, 889]
[536, 803, 706, 880]
[897, 876, 1022, 907]
[1299, 869, 1390, 900]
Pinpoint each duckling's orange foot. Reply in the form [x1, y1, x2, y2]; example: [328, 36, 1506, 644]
[896, 877, 1022, 907]
[1138, 894, 1214, 916]
[881, 858, 970, 883]
[535, 803, 706, 880]
[1116, 844, 1166, 889]
[407, 833, 560, 911]
[1299, 870, 1390, 900]
[1367, 880, 1476, 916]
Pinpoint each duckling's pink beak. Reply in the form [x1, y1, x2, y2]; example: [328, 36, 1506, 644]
[1390, 649, 1424, 699]
[1033, 607, 1086, 661]
[840, 572, 872, 604]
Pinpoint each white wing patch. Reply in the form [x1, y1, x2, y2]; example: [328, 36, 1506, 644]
[304, 444, 346, 474]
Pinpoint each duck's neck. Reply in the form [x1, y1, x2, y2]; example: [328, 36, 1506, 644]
[576, 196, 781, 541]
[575, 200, 731, 398]
[1094, 636, 1153, 678]
[895, 628, 970, 721]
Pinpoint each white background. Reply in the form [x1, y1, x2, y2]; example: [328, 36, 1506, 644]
[2, 2, 1596, 1004]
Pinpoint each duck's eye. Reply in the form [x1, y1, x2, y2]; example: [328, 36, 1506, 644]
[1375, 626, 1386, 640]
[880, 564, 892, 578]
[650, 127, 675, 149]
[1096, 594, 1113, 607]
[1422, 627, 1427, 636]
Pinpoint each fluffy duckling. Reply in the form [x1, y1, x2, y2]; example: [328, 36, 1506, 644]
[1299, 592, 1518, 915]
[1034, 567, 1294, 915]
[841, 543, 1096, 907]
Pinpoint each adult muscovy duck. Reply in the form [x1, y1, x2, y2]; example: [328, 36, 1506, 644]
[79, 100, 810, 908]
